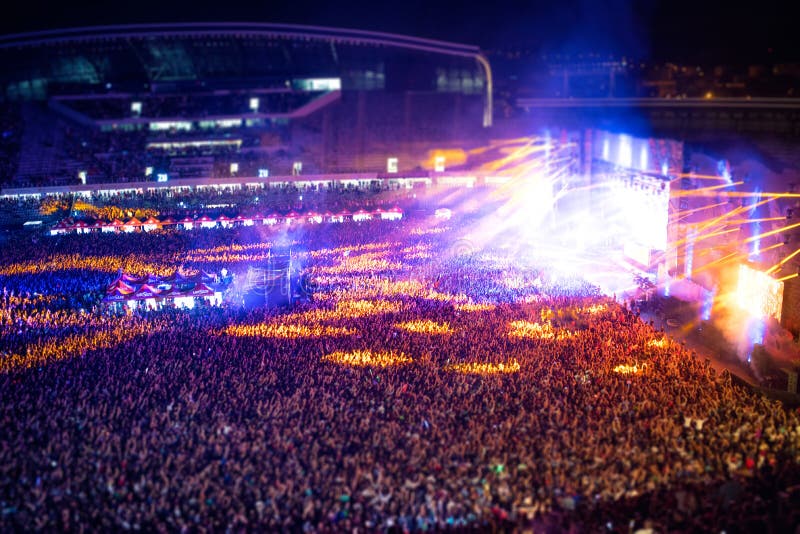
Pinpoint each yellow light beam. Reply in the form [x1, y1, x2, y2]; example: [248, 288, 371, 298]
[669, 205, 750, 248]
[483, 138, 542, 171]
[691, 243, 739, 256]
[759, 242, 786, 254]
[670, 201, 730, 219]
[693, 198, 772, 235]
[674, 181, 744, 197]
[674, 172, 733, 181]
[683, 191, 800, 199]
[690, 251, 744, 275]
[724, 217, 786, 224]
[777, 273, 799, 282]
[766, 247, 800, 274]
[691, 228, 739, 244]
[743, 220, 800, 244]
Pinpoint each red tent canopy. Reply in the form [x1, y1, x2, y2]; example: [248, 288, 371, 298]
[160, 217, 176, 225]
[125, 217, 143, 226]
[132, 284, 162, 299]
[143, 217, 161, 225]
[121, 273, 145, 284]
[107, 279, 136, 295]
[180, 216, 194, 224]
[188, 283, 216, 297]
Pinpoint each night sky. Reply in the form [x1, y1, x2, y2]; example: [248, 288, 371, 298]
[1, 0, 795, 63]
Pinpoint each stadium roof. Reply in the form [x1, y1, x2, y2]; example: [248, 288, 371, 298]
[0, 22, 481, 58]
[0, 22, 493, 125]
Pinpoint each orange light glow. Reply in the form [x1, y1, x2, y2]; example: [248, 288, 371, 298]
[445, 359, 520, 375]
[737, 264, 784, 320]
[221, 323, 356, 339]
[613, 363, 647, 375]
[744, 220, 800, 244]
[395, 320, 454, 335]
[322, 350, 412, 368]
[581, 304, 608, 314]
[455, 302, 496, 312]
[0, 254, 172, 276]
[421, 148, 468, 170]
[766, 247, 800, 274]
[334, 299, 402, 317]
[3, 319, 163, 371]
[309, 242, 395, 258]
[508, 320, 556, 339]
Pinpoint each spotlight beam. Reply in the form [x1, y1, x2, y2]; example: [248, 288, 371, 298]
[693, 198, 772, 236]
[687, 228, 739, 247]
[743, 220, 800, 244]
[724, 217, 786, 224]
[669, 205, 751, 248]
[670, 201, 730, 221]
[759, 242, 787, 254]
[673, 181, 744, 197]
[766, 246, 800, 274]
[683, 191, 800, 199]
[690, 251, 745, 275]
[674, 172, 734, 181]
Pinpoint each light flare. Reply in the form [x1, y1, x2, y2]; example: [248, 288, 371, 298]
[613, 363, 647, 375]
[395, 320, 454, 335]
[445, 359, 520, 375]
[322, 350, 412, 368]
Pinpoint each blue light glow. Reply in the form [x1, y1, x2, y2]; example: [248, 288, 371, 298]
[685, 228, 696, 278]
[718, 160, 732, 184]
[750, 318, 764, 345]
[750, 187, 762, 257]
[747, 316, 765, 360]
[619, 135, 632, 168]
[701, 288, 715, 320]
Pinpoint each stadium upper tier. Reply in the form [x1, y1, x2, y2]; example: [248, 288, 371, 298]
[0, 22, 491, 124]
[0, 24, 493, 188]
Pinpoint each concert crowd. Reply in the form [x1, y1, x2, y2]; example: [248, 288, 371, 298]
[1, 212, 799, 533]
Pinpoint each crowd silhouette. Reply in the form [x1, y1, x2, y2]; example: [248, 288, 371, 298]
[1, 211, 799, 532]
